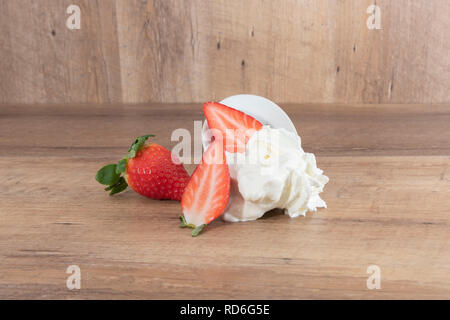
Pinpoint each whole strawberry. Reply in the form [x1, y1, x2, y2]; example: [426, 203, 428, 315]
[95, 135, 190, 200]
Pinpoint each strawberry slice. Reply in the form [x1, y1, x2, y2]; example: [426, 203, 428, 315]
[180, 139, 230, 236]
[203, 101, 263, 153]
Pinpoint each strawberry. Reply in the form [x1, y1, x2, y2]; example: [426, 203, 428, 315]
[180, 139, 230, 236]
[203, 101, 263, 153]
[95, 135, 189, 201]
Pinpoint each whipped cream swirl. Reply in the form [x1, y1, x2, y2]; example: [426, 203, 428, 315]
[223, 126, 329, 222]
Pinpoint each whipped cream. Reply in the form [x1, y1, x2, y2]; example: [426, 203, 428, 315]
[223, 126, 328, 222]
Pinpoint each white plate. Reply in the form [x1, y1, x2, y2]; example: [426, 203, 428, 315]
[202, 94, 298, 150]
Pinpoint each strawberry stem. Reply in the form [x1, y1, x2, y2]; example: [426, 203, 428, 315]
[179, 216, 196, 229]
[179, 216, 206, 236]
[191, 224, 206, 237]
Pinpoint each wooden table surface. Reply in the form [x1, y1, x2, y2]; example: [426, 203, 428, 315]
[0, 103, 449, 299]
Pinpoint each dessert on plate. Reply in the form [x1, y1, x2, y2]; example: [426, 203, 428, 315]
[96, 97, 328, 237]
[180, 101, 328, 236]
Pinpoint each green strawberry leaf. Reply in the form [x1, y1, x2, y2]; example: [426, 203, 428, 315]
[104, 184, 114, 191]
[116, 158, 127, 174]
[191, 224, 206, 237]
[108, 177, 128, 195]
[127, 134, 155, 159]
[95, 164, 120, 185]
[96, 134, 154, 196]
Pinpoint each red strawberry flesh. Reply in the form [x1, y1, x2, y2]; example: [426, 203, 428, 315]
[126, 144, 190, 201]
[181, 140, 230, 234]
[203, 101, 263, 153]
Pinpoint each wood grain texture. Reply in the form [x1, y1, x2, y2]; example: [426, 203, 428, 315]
[0, 103, 449, 299]
[0, 0, 449, 104]
[0, 0, 122, 104]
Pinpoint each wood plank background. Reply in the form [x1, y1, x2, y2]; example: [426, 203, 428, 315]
[0, 0, 449, 104]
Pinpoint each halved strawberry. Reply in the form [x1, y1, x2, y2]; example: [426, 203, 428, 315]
[180, 140, 230, 236]
[203, 101, 263, 153]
